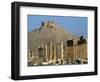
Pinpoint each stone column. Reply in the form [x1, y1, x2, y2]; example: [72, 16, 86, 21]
[28, 49, 31, 59]
[45, 45, 48, 61]
[65, 42, 67, 60]
[73, 40, 76, 60]
[83, 43, 86, 59]
[53, 45, 56, 64]
[73, 40, 78, 61]
[30, 50, 33, 58]
[61, 42, 64, 64]
[49, 42, 53, 62]
[75, 44, 77, 60]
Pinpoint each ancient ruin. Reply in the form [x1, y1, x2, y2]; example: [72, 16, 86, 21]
[28, 21, 87, 66]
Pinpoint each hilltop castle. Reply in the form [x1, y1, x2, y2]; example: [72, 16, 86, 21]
[40, 20, 56, 29]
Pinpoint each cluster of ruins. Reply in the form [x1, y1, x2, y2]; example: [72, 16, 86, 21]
[28, 38, 87, 66]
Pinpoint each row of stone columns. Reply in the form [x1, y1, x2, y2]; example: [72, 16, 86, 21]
[48, 42, 64, 63]
[28, 40, 87, 64]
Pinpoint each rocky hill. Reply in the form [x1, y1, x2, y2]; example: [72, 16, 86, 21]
[28, 20, 79, 51]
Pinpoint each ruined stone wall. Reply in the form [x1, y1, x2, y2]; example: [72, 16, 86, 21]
[28, 42, 87, 65]
[63, 43, 87, 61]
[77, 44, 87, 59]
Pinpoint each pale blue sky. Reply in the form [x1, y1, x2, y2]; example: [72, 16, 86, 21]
[28, 15, 88, 38]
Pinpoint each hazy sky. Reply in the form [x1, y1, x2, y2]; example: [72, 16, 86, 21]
[28, 15, 88, 38]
